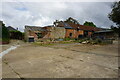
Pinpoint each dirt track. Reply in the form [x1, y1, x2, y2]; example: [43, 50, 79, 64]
[2, 40, 119, 78]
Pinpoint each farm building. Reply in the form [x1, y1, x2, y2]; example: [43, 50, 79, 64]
[93, 30, 116, 39]
[24, 26, 48, 42]
[24, 18, 102, 42]
[54, 18, 100, 39]
[43, 26, 66, 39]
[7, 26, 23, 40]
[24, 25, 66, 42]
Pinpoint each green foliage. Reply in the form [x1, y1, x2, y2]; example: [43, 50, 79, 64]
[108, 1, 120, 37]
[2, 38, 9, 42]
[110, 25, 120, 34]
[65, 17, 80, 24]
[2, 23, 10, 42]
[83, 21, 96, 27]
[36, 33, 42, 39]
[64, 38, 71, 41]
[64, 38, 75, 41]
[9, 30, 21, 33]
[108, 1, 120, 26]
[9, 30, 24, 39]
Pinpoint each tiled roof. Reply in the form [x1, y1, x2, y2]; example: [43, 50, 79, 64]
[66, 22, 79, 29]
[62, 22, 100, 31]
[78, 25, 100, 31]
[63, 23, 74, 29]
[25, 26, 47, 31]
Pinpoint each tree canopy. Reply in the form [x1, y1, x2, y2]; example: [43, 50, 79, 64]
[108, 1, 120, 26]
[83, 21, 96, 27]
[2, 22, 10, 42]
[65, 17, 80, 24]
[108, 1, 120, 36]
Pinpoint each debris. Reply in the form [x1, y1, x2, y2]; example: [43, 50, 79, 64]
[82, 41, 89, 44]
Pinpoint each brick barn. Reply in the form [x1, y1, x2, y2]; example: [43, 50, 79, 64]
[24, 18, 101, 42]
[54, 18, 100, 39]
[24, 26, 48, 42]
[24, 25, 66, 42]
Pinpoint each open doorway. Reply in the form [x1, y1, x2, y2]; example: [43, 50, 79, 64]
[69, 33, 72, 38]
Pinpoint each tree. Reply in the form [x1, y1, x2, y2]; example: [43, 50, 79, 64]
[108, 1, 120, 26]
[108, 1, 120, 36]
[83, 21, 96, 27]
[9, 31, 23, 40]
[65, 17, 80, 24]
[2, 22, 10, 43]
[111, 25, 120, 34]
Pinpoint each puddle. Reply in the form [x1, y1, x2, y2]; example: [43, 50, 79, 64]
[0, 45, 20, 58]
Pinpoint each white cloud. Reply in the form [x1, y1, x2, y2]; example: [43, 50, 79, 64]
[2, 0, 119, 2]
[1, 2, 115, 32]
[33, 16, 53, 26]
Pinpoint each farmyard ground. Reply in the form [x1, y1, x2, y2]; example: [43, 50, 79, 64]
[1, 40, 119, 78]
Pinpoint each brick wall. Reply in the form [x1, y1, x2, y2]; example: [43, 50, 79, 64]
[65, 29, 85, 38]
[77, 30, 84, 35]
[65, 29, 77, 38]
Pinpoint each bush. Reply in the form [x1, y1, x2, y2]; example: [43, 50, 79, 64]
[2, 23, 10, 43]
[64, 38, 71, 41]
[9, 30, 24, 40]
[64, 38, 75, 41]
[89, 39, 113, 45]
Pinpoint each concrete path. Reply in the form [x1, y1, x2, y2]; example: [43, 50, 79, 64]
[2, 42, 118, 78]
[0, 45, 20, 58]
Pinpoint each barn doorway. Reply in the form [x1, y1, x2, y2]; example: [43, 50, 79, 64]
[28, 37, 34, 42]
[69, 33, 72, 37]
[78, 35, 83, 38]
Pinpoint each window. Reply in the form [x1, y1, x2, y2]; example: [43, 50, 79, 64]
[35, 33, 42, 39]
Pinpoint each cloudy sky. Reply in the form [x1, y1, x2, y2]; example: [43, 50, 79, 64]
[0, 0, 117, 32]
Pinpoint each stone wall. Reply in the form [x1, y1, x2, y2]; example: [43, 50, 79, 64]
[48, 27, 66, 39]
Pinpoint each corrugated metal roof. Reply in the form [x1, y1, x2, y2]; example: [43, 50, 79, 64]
[94, 30, 113, 33]
[25, 26, 47, 31]
[56, 22, 74, 29]
[78, 25, 100, 31]
[63, 23, 74, 29]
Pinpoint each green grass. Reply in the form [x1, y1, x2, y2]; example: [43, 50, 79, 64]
[2, 38, 10, 42]
[64, 38, 75, 41]
[33, 41, 76, 47]
[59, 41, 75, 44]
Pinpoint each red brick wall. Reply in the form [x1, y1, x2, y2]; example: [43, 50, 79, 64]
[77, 30, 84, 35]
[65, 29, 93, 38]
[65, 29, 86, 38]
[65, 29, 77, 38]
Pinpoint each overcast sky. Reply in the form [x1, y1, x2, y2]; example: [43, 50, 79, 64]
[0, 1, 117, 31]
